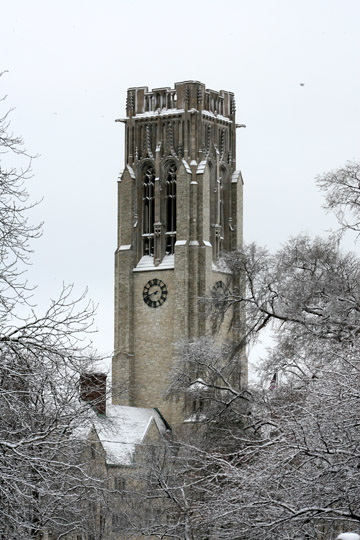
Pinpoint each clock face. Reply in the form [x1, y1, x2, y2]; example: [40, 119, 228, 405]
[143, 278, 168, 308]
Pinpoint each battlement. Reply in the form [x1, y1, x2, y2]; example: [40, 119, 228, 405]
[125, 81, 235, 119]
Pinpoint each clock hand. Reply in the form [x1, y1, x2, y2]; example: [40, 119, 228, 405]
[148, 290, 160, 298]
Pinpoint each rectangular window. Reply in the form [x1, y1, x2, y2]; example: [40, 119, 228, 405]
[114, 476, 126, 492]
[90, 442, 96, 459]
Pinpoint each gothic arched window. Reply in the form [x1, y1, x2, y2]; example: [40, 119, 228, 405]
[214, 168, 225, 260]
[165, 163, 177, 255]
[219, 169, 225, 240]
[142, 165, 155, 256]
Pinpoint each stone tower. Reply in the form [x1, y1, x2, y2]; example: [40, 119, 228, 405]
[112, 81, 246, 427]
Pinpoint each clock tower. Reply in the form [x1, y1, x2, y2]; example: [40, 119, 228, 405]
[112, 81, 246, 427]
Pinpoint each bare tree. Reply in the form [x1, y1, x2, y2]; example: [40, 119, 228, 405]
[317, 160, 360, 235]
[186, 355, 360, 539]
[163, 225, 360, 538]
[0, 77, 106, 539]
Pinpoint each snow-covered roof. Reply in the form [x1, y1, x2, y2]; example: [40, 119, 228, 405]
[182, 158, 191, 173]
[184, 413, 207, 423]
[129, 108, 185, 120]
[188, 378, 209, 392]
[91, 405, 167, 466]
[231, 170, 243, 184]
[201, 109, 232, 124]
[126, 165, 136, 179]
[196, 160, 207, 175]
[212, 258, 231, 274]
[133, 254, 174, 272]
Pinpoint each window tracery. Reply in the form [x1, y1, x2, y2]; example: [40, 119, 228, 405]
[142, 165, 155, 256]
[214, 169, 225, 259]
[165, 163, 177, 255]
[140, 162, 177, 261]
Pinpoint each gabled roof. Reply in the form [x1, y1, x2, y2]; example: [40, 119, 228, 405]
[91, 405, 167, 466]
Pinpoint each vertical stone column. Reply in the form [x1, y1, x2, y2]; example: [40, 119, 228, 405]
[112, 167, 135, 405]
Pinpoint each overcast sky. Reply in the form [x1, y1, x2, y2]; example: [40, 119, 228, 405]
[2, 0, 360, 369]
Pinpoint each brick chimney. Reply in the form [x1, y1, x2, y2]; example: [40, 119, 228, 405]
[80, 372, 107, 415]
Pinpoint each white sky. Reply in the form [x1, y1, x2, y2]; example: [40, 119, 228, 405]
[2, 0, 360, 367]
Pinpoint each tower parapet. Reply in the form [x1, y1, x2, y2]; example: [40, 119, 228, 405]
[125, 81, 235, 118]
[118, 81, 237, 169]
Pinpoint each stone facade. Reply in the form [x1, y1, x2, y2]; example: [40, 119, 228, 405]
[112, 81, 247, 428]
[73, 405, 167, 540]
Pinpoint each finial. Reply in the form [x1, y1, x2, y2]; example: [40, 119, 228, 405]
[145, 125, 154, 160]
[127, 91, 135, 113]
[184, 85, 190, 106]
[197, 85, 202, 105]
